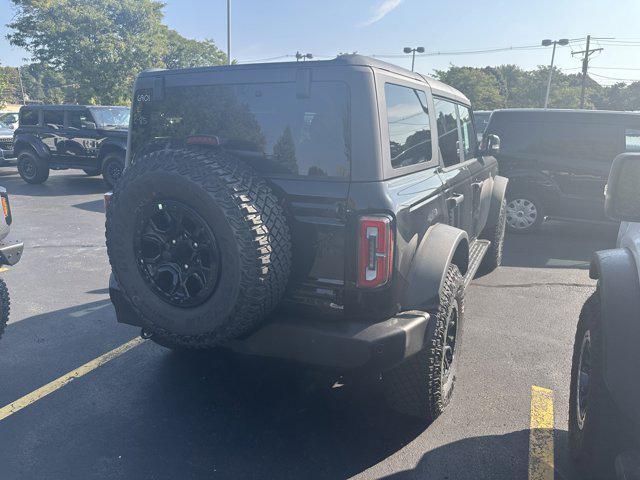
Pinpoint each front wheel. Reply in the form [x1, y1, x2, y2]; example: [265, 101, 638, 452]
[569, 291, 630, 478]
[17, 151, 49, 184]
[384, 264, 464, 421]
[506, 194, 544, 233]
[101, 152, 125, 188]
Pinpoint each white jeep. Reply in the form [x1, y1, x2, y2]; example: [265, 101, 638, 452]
[569, 152, 640, 479]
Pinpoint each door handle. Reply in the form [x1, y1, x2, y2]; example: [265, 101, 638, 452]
[472, 181, 483, 191]
[447, 193, 465, 209]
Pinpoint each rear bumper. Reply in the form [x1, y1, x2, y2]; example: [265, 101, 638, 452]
[109, 274, 429, 371]
[0, 238, 23, 266]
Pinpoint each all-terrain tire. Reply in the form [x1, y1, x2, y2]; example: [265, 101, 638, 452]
[0, 278, 10, 341]
[101, 151, 125, 188]
[106, 148, 292, 349]
[384, 264, 464, 421]
[569, 290, 631, 478]
[479, 197, 506, 274]
[17, 150, 49, 184]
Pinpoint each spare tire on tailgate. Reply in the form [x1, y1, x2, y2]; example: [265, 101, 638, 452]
[106, 148, 292, 349]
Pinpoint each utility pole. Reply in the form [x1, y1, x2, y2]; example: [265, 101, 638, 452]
[226, 0, 231, 65]
[403, 47, 425, 72]
[542, 39, 569, 109]
[572, 35, 603, 109]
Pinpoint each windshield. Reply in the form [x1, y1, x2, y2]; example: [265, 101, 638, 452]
[89, 107, 130, 128]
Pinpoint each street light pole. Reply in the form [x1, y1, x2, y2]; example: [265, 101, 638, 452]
[542, 38, 569, 109]
[403, 47, 425, 72]
[227, 0, 231, 65]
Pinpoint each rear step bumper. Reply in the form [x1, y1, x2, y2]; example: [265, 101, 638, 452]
[110, 274, 429, 371]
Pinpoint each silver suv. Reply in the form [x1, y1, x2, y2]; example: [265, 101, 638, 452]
[569, 153, 640, 479]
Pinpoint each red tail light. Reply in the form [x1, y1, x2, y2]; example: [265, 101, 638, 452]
[357, 215, 394, 288]
[186, 135, 220, 147]
[104, 191, 113, 212]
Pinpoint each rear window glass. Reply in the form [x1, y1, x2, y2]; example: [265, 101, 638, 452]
[20, 109, 39, 126]
[384, 83, 432, 169]
[626, 129, 640, 152]
[490, 118, 621, 163]
[131, 82, 351, 178]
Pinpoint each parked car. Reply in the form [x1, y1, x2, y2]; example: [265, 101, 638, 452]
[0, 187, 24, 341]
[0, 121, 15, 165]
[105, 55, 508, 421]
[13, 105, 129, 187]
[569, 152, 640, 479]
[485, 109, 640, 232]
[0, 112, 19, 130]
[473, 110, 492, 142]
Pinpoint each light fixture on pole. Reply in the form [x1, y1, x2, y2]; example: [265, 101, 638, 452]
[542, 38, 569, 108]
[403, 46, 425, 72]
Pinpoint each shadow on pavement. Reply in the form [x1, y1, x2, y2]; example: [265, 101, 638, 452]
[0, 168, 107, 197]
[502, 220, 618, 270]
[72, 199, 105, 213]
[379, 429, 577, 480]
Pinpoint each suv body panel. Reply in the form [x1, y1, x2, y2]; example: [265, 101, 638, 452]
[486, 108, 640, 222]
[14, 105, 128, 172]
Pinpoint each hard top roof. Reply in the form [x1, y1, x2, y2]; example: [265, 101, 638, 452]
[20, 104, 128, 111]
[139, 54, 470, 105]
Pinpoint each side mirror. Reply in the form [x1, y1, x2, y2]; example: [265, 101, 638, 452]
[605, 153, 640, 222]
[479, 134, 500, 156]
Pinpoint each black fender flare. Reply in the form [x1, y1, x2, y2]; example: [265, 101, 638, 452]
[400, 223, 469, 311]
[13, 134, 50, 161]
[98, 140, 126, 161]
[483, 175, 508, 234]
[589, 248, 640, 424]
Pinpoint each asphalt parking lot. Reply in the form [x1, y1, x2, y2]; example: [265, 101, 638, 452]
[0, 168, 619, 480]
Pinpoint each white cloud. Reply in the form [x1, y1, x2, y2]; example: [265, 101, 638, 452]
[360, 0, 403, 27]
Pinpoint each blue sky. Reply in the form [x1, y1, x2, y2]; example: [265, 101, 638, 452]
[1, 0, 640, 85]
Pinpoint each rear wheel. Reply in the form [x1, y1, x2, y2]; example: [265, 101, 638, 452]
[506, 193, 544, 233]
[17, 150, 49, 184]
[479, 197, 506, 274]
[101, 151, 125, 188]
[0, 278, 10, 341]
[569, 291, 631, 478]
[384, 264, 464, 421]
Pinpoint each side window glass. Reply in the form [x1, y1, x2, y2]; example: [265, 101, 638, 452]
[20, 110, 39, 126]
[385, 83, 432, 169]
[43, 110, 64, 129]
[434, 98, 460, 167]
[459, 106, 477, 159]
[68, 110, 93, 130]
[626, 129, 640, 152]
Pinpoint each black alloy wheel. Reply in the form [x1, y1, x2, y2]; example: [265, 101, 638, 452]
[135, 199, 221, 308]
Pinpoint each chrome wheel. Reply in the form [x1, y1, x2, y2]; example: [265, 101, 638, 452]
[576, 330, 592, 430]
[506, 198, 538, 230]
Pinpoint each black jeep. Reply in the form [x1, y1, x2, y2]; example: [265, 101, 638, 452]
[13, 105, 129, 187]
[106, 55, 508, 420]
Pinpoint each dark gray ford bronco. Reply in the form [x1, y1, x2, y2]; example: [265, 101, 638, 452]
[106, 55, 507, 420]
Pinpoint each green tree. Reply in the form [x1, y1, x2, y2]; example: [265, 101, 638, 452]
[163, 29, 227, 70]
[7, 0, 228, 105]
[435, 66, 503, 110]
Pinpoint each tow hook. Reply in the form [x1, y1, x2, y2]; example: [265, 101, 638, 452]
[140, 328, 154, 340]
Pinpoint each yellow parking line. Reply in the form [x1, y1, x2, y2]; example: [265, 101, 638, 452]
[528, 385, 555, 480]
[0, 337, 145, 422]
